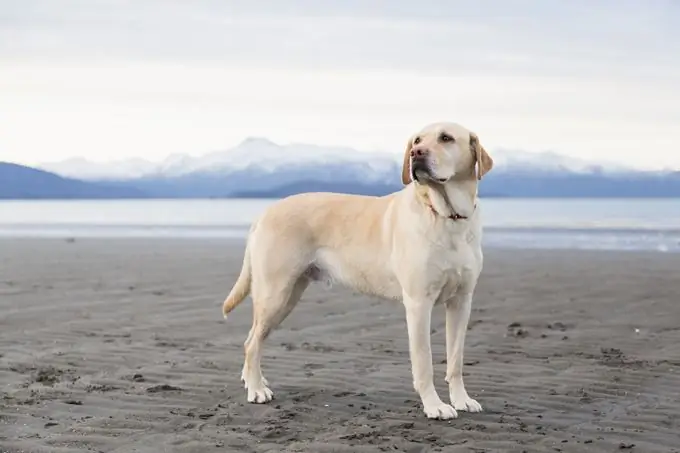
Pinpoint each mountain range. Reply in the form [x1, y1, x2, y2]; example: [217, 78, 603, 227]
[0, 162, 144, 199]
[2, 138, 679, 199]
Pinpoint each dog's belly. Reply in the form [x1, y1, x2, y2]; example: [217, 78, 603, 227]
[305, 248, 403, 300]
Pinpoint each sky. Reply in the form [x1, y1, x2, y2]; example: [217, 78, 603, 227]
[1, 0, 679, 170]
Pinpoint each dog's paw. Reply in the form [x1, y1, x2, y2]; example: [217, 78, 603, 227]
[423, 402, 458, 420]
[449, 381, 482, 412]
[452, 396, 482, 412]
[242, 369, 273, 403]
[241, 369, 269, 388]
[247, 384, 274, 404]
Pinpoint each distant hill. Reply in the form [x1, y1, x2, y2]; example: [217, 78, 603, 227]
[5, 138, 680, 199]
[230, 180, 404, 198]
[0, 162, 146, 199]
[481, 171, 680, 198]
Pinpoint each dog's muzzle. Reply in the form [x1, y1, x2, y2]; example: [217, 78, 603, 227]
[411, 157, 432, 183]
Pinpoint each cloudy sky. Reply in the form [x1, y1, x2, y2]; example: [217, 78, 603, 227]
[1, 0, 679, 169]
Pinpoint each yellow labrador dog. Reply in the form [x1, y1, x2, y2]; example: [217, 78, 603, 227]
[222, 122, 493, 420]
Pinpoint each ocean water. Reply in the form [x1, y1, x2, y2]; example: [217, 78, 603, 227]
[0, 198, 678, 253]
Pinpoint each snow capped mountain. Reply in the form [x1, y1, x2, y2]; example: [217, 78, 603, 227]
[160, 137, 401, 178]
[490, 149, 634, 174]
[39, 137, 633, 182]
[39, 138, 404, 182]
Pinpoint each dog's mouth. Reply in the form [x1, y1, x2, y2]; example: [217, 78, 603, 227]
[411, 159, 431, 183]
[411, 160, 447, 184]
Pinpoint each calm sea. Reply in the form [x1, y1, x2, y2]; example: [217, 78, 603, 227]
[0, 198, 678, 253]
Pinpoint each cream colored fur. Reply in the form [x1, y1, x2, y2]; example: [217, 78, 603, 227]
[221, 121, 493, 420]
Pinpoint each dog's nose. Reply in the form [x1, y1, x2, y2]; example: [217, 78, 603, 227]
[410, 147, 428, 158]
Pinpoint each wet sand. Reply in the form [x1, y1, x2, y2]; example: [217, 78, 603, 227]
[1, 238, 679, 452]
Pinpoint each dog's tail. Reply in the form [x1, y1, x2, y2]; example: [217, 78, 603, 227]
[222, 231, 254, 319]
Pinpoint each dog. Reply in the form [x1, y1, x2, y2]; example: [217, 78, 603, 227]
[221, 121, 493, 420]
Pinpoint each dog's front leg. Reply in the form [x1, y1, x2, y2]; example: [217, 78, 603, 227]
[445, 293, 482, 412]
[403, 293, 458, 420]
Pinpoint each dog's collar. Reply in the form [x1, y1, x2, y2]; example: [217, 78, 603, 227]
[426, 202, 476, 221]
[415, 181, 477, 222]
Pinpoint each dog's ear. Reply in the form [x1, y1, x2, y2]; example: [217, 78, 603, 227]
[470, 132, 493, 180]
[401, 137, 414, 185]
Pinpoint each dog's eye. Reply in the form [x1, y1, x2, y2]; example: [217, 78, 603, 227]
[439, 133, 454, 143]
[413, 137, 421, 145]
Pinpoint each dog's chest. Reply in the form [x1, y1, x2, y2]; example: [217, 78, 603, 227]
[430, 241, 481, 299]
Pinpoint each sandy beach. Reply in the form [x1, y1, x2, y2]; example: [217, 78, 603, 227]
[1, 238, 679, 452]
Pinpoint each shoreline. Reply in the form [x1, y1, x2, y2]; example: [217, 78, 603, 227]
[1, 233, 678, 254]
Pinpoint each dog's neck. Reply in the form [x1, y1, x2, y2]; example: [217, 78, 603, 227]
[414, 177, 478, 221]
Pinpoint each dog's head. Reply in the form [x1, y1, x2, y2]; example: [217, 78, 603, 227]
[401, 122, 493, 185]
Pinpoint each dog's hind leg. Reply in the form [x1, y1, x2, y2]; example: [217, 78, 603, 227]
[241, 275, 309, 403]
